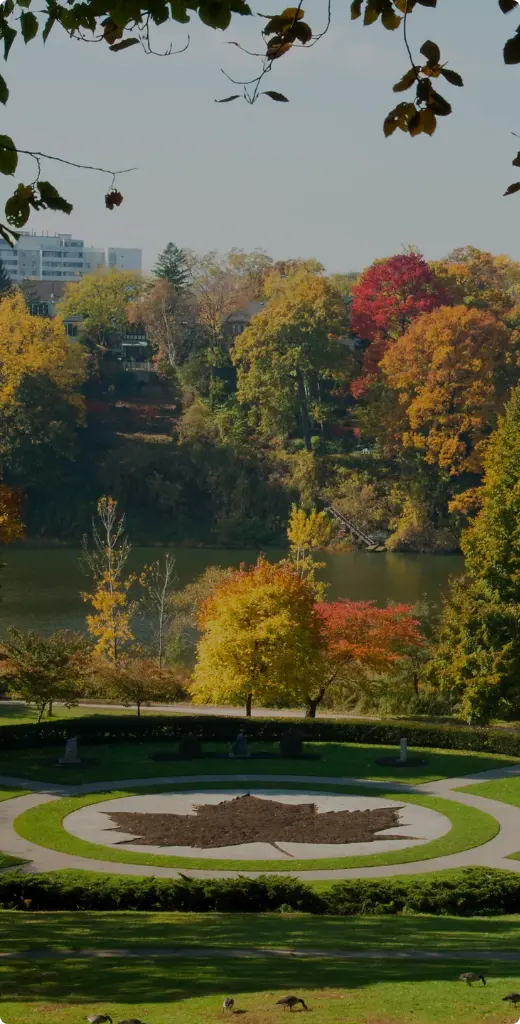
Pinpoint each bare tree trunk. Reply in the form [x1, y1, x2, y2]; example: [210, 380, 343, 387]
[245, 692, 252, 717]
[136, 701, 141, 717]
[48, 700, 53, 717]
[296, 368, 312, 452]
[37, 701, 47, 724]
[305, 687, 325, 719]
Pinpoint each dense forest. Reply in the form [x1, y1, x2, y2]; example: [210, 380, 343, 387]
[2, 243, 520, 550]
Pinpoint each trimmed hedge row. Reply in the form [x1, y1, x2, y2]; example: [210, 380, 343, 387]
[1, 712, 520, 757]
[2, 868, 520, 916]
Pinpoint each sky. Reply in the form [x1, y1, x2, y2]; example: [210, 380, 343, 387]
[3, 0, 520, 272]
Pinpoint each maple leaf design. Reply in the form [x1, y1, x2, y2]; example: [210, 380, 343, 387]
[105, 794, 419, 848]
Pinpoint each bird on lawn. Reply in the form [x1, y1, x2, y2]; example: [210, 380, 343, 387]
[504, 995, 520, 1006]
[276, 996, 309, 1011]
[85, 1016, 113, 1023]
[459, 973, 486, 987]
[222, 998, 235, 1013]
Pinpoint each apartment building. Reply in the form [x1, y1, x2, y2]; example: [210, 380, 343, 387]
[0, 232, 142, 282]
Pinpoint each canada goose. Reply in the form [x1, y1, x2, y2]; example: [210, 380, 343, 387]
[85, 1017, 112, 1023]
[459, 973, 486, 987]
[222, 999, 235, 1013]
[504, 995, 520, 1006]
[276, 996, 309, 1011]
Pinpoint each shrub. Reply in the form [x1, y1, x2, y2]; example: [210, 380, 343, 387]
[2, 868, 520, 915]
[178, 733, 202, 758]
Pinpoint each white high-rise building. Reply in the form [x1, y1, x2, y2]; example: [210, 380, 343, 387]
[0, 232, 142, 282]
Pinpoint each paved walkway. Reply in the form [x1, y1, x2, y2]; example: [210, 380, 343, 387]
[1, 946, 519, 961]
[1, 765, 520, 880]
[0, 699, 381, 720]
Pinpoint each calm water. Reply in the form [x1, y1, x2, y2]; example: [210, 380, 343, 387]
[0, 548, 463, 637]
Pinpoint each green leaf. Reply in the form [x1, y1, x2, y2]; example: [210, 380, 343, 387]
[0, 135, 17, 176]
[417, 0, 437, 6]
[440, 67, 463, 86]
[0, 222, 19, 247]
[351, 0, 363, 18]
[5, 185, 33, 228]
[382, 8, 401, 29]
[263, 89, 289, 101]
[280, 7, 305, 18]
[421, 107, 436, 135]
[215, 93, 241, 102]
[499, 0, 518, 12]
[42, 15, 56, 41]
[504, 181, 520, 195]
[420, 39, 441, 64]
[1, 25, 17, 60]
[393, 67, 417, 92]
[0, 74, 9, 105]
[37, 180, 73, 214]
[170, 0, 191, 22]
[513, 151, 520, 167]
[20, 11, 38, 42]
[504, 27, 520, 62]
[198, 1, 231, 29]
[293, 20, 312, 42]
[109, 36, 139, 50]
[363, 3, 380, 25]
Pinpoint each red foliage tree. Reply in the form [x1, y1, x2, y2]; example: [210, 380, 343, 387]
[306, 599, 424, 717]
[350, 253, 450, 397]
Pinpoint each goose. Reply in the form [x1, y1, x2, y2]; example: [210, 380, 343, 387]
[222, 999, 235, 1013]
[85, 1017, 112, 1023]
[504, 995, 520, 1006]
[459, 973, 486, 987]
[276, 996, 309, 1011]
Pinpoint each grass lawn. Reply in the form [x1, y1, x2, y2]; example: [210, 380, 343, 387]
[458, 778, 520, 861]
[0, 788, 28, 868]
[0, 738, 515, 786]
[0, 955, 518, 1024]
[0, 703, 176, 726]
[5, 908, 520, 953]
[13, 781, 499, 872]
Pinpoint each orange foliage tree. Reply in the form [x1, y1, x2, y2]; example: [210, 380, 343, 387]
[381, 305, 518, 477]
[310, 600, 424, 717]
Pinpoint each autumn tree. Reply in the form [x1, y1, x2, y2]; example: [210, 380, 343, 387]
[191, 557, 324, 716]
[153, 242, 191, 291]
[82, 496, 135, 663]
[139, 552, 177, 668]
[128, 278, 197, 382]
[431, 247, 520, 318]
[286, 504, 332, 593]
[167, 565, 232, 663]
[308, 600, 423, 717]
[233, 269, 350, 451]
[58, 269, 145, 352]
[381, 305, 517, 478]
[4, 628, 88, 722]
[92, 654, 186, 716]
[350, 253, 449, 397]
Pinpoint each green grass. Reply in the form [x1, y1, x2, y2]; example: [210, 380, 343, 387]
[458, 777, 520, 861]
[5, 908, 520, 953]
[13, 780, 499, 872]
[0, 788, 29, 868]
[0, 703, 179, 726]
[0, 955, 517, 1024]
[0, 738, 515, 786]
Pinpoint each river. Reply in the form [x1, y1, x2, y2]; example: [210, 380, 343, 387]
[0, 548, 464, 637]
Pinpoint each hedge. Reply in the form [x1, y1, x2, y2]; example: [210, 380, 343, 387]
[1, 712, 520, 757]
[2, 868, 520, 916]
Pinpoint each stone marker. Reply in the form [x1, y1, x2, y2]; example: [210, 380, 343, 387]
[229, 730, 249, 758]
[399, 736, 408, 764]
[58, 736, 81, 765]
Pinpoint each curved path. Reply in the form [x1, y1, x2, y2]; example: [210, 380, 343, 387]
[1, 764, 520, 880]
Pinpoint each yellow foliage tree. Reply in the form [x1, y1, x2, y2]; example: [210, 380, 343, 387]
[286, 504, 332, 595]
[82, 496, 135, 662]
[0, 485, 24, 544]
[0, 291, 86, 411]
[191, 557, 324, 716]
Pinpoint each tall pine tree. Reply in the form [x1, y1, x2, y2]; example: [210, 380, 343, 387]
[153, 243, 191, 290]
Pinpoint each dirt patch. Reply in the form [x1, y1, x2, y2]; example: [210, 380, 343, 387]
[105, 794, 418, 848]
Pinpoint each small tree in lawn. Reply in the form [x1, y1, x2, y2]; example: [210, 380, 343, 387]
[139, 552, 177, 668]
[307, 600, 424, 718]
[82, 496, 135, 664]
[4, 628, 88, 722]
[191, 557, 324, 717]
[93, 653, 186, 717]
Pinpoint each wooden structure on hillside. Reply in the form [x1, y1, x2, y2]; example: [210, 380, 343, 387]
[325, 505, 386, 552]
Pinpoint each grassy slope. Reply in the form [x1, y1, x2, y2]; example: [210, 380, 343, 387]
[4, 909, 520, 952]
[0, 788, 28, 868]
[0, 956, 517, 1024]
[0, 739, 515, 786]
[13, 781, 499, 872]
[459, 777, 520, 860]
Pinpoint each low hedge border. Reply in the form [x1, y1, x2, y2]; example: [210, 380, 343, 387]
[1, 713, 520, 758]
[2, 867, 520, 915]
[12, 780, 499, 872]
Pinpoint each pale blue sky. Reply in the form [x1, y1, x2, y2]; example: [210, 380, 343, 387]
[3, 0, 519, 271]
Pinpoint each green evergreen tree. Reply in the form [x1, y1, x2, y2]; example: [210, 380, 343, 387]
[427, 384, 520, 722]
[153, 242, 191, 290]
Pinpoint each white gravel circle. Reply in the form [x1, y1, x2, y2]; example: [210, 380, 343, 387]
[62, 789, 452, 861]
